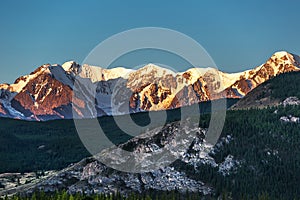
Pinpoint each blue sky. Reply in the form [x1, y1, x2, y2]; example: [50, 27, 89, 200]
[0, 0, 300, 83]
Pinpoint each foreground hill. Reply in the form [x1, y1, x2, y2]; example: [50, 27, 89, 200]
[0, 51, 299, 120]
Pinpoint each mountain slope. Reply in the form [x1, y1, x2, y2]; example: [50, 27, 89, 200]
[231, 71, 300, 109]
[0, 51, 299, 120]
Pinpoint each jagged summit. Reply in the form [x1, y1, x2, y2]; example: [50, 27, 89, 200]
[272, 51, 300, 62]
[0, 51, 299, 120]
[61, 61, 78, 72]
[273, 50, 290, 56]
[134, 63, 177, 76]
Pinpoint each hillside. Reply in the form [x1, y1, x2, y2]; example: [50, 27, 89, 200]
[2, 103, 300, 199]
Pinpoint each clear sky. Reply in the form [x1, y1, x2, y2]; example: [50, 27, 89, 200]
[0, 0, 300, 83]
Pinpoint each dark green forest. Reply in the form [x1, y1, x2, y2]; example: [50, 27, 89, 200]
[2, 189, 280, 200]
[269, 71, 300, 100]
[2, 104, 300, 199]
[1, 190, 207, 200]
[174, 105, 300, 199]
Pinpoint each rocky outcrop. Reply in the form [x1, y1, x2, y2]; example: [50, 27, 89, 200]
[282, 97, 300, 107]
[280, 115, 300, 123]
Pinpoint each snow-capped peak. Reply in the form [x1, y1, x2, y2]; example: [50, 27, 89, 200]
[62, 61, 76, 71]
[273, 50, 290, 57]
[184, 67, 210, 76]
[272, 51, 296, 63]
[137, 63, 176, 76]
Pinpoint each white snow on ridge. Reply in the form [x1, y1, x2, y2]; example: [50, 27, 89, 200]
[102, 67, 134, 80]
[61, 61, 75, 72]
[218, 70, 244, 90]
[60, 51, 300, 87]
[273, 51, 295, 63]
[8, 65, 50, 93]
[131, 63, 177, 78]
[78, 64, 133, 82]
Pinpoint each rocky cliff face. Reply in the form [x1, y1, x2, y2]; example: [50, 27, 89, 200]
[0, 51, 299, 121]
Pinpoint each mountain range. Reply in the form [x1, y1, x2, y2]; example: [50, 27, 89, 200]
[2, 70, 300, 198]
[1, 51, 300, 199]
[0, 51, 299, 121]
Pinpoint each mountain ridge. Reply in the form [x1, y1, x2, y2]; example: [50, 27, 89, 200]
[0, 51, 299, 121]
